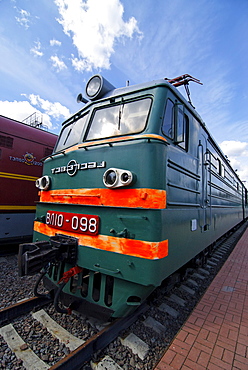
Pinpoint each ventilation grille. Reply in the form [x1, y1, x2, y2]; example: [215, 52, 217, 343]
[0, 135, 13, 148]
[49, 264, 114, 307]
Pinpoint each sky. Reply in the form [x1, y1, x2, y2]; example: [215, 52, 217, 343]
[0, 0, 248, 182]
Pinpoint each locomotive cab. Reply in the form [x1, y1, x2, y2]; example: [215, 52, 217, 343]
[19, 74, 247, 319]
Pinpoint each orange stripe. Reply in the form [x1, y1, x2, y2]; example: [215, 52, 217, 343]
[39, 188, 166, 209]
[59, 134, 168, 154]
[34, 221, 168, 260]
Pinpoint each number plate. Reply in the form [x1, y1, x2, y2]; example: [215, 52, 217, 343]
[46, 210, 99, 235]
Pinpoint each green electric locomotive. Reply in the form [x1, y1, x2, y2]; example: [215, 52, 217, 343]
[18, 74, 247, 319]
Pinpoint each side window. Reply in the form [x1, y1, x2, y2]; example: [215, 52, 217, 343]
[175, 105, 188, 150]
[162, 99, 174, 139]
[218, 159, 222, 176]
[177, 106, 184, 142]
[162, 99, 188, 150]
[179, 113, 188, 150]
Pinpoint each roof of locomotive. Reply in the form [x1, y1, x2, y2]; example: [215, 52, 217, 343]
[108, 78, 202, 121]
[67, 77, 204, 128]
[100, 78, 182, 99]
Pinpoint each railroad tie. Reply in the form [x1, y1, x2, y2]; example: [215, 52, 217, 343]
[120, 333, 149, 360]
[91, 355, 123, 369]
[159, 303, 179, 318]
[32, 309, 85, 351]
[142, 316, 167, 334]
[0, 324, 49, 370]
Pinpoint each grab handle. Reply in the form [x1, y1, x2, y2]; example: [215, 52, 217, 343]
[94, 264, 121, 275]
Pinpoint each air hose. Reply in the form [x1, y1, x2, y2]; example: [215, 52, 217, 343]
[54, 265, 83, 315]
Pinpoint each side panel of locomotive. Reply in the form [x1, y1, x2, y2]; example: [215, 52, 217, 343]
[159, 88, 247, 274]
[0, 115, 57, 245]
[19, 76, 247, 319]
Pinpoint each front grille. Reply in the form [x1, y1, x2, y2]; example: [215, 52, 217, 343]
[49, 263, 114, 308]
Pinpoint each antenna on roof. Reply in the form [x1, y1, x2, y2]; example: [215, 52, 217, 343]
[165, 74, 203, 108]
[22, 112, 46, 129]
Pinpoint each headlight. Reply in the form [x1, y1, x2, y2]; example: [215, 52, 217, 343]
[85, 74, 115, 101]
[86, 75, 101, 98]
[35, 175, 51, 190]
[104, 170, 117, 187]
[103, 168, 133, 188]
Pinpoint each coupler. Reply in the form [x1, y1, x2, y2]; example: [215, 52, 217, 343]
[18, 234, 78, 277]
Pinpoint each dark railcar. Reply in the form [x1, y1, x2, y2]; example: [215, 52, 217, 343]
[0, 115, 57, 245]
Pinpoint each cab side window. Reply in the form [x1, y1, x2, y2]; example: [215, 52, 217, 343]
[162, 99, 188, 151]
[177, 109, 189, 150]
[162, 99, 174, 139]
[177, 106, 184, 143]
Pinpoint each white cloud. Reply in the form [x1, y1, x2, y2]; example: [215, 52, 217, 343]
[54, 0, 143, 71]
[220, 140, 248, 183]
[220, 140, 248, 157]
[50, 55, 67, 71]
[15, 8, 31, 29]
[50, 39, 62, 47]
[30, 41, 43, 57]
[71, 55, 91, 72]
[27, 94, 71, 120]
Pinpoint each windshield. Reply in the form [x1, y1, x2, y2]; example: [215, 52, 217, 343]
[86, 98, 151, 141]
[55, 113, 88, 152]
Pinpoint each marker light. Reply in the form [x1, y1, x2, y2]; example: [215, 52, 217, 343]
[103, 168, 133, 188]
[85, 75, 115, 101]
[35, 175, 51, 191]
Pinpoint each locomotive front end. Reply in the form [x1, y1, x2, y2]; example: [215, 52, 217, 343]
[18, 75, 169, 319]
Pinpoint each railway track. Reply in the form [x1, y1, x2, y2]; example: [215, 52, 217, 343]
[0, 295, 148, 369]
[0, 221, 247, 370]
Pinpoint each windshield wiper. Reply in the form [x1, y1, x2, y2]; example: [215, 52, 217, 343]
[118, 102, 124, 130]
